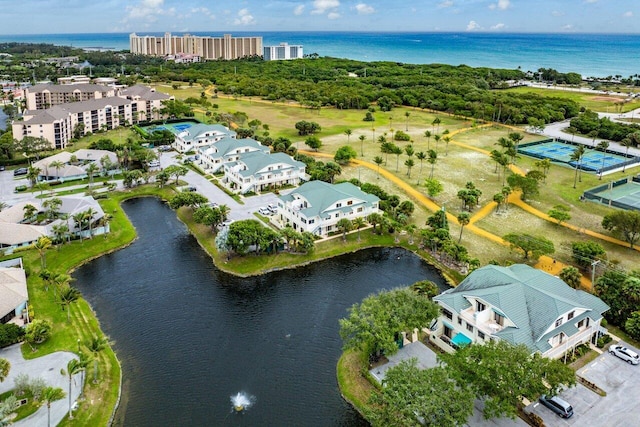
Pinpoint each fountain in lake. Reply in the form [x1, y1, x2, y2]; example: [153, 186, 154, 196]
[231, 392, 254, 412]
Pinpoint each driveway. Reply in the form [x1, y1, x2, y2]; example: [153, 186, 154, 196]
[0, 343, 82, 427]
[525, 342, 640, 426]
[543, 120, 640, 158]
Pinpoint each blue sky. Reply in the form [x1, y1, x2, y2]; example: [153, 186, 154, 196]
[1, 0, 638, 34]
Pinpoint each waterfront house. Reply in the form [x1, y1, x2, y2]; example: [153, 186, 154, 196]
[173, 123, 237, 153]
[430, 264, 609, 359]
[33, 149, 118, 182]
[0, 258, 29, 325]
[276, 181, 380, 237]
[0, 196, 107, 254]
[198, 137, 268, 173]
[222, 151, 306, 195]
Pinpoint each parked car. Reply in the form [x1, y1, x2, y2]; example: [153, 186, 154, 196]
[267, 203, 278, 213]
[258, 207, 272, 216]
[221, 219, 233, 228]
[148, 161, 160, 168]
[13, 167, 28, 176]
[539, 395, 573, 418]
[609, 345, 640, 365]
[0, 165, 5, 171]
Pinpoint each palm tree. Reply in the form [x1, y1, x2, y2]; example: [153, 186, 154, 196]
[457, 212, 471, 243]
[43, 197, 62, 220]
[336, 218, 353, 241]
[23, 203, 38, 222]
[424, 130, 431, 149]
[432, 117, 441, 133]
[83, 208, 97, 238]
[427, 149, 438, 179]
[405, 224, 417, 244]
[392, 145, 403, 172]
[51, 224, 69, 247]
[49, 160, 65, 181]
[344, 129, 352, 144]
[61, 355, 89, 420]
[434, 134, 441, 151]
[444, 136, 451, 155]
[73, 212, 87, 239]
[26, 166, 41, 187]
[34, 236, 52, 269]
[588, 130, 599, 148]
[621, 137, 633, 172]
[571, 145, 585, 188]
[597, 140, 609, 180]
[352, 217, 366, 241]
[358, 134, 366, 156]
[404, 111, 410, 131]
[86, 335, 108, 384]
[373, 156, 383, 178]
[58, 285, 81, 322]
[41, 386, 65, 427]
[404, 158, 415, 177]
[0, 358, 9, 382]
[416, 151, 427, 181]
[86, 163, 99, 186]
[217, 204, 231, 223]
[508, 132, 524, 160]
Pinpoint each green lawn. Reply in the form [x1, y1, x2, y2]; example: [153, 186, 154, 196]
[505, 86, 640, 113]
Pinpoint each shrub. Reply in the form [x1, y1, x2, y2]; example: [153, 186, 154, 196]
[0, 323, 25, 348]
[527, 412, 546, 427]
[596, 334, 612, 348]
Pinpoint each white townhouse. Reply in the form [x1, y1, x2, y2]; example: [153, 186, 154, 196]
[222, 151, 307, 195]
[430, 264, 609, 359]
[198, 137, 269, 173]
[173, 123, 237, 153]
[276, 181, 380, 237]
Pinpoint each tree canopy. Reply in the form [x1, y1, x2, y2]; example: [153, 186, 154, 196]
[503, 233, 554, 260]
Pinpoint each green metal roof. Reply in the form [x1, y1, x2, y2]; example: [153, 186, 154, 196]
[434, 264, 609, 353]
[233, 151, 305, 177]
[279, 181, 380, 219]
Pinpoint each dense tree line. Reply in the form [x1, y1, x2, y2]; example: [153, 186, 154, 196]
[570, 110, 640, 144]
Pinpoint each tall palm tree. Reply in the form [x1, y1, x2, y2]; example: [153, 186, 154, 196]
[51, 224, 69, 247]
[571, 145, 585, 188]
[427, 149, 438, 179]
[597, 140, 609, 180]
[49, 160, 65, 181]
[621, 137, 633, 172]
[373, 156, 383, 178]
[352, 217, 366, 241]
[85, 163, 99, 186]
[358, 134, 366, 156]
[404, 111, 410, 131]
[457, 212, 471, 243]
[34, 236, 52, 269]
[83, 208, 97, 237]
[61, 355, 89, 420]
[432, 117, 441, 133]
[58, 285, 81, 322]
[416, 151, 427, 181]
[424, 130, 431, 149]
[0, 358, 9, 382]
[41, 386, 65, 427]
[26, 166, 41, 187]
[392, 145, 403, 172]
[404, 158, 415, 177]
[444, 136, 451, 156]
[23, 203, 38, 222]
[434, 134, 441, 151]
[344, 129, 352, 145]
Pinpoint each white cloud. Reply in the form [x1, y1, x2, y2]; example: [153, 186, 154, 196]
[489, 0, 510, 10]
[551, 10, 565, 17]
[328, 12, 341, 19]
[562, 24, 574, 30]
[438, 0, 454, 8]
[293, 5, 305, 15]
[490, 23, 506, 30]
[466, 20, 481, 31]
[190, 7, 211, 16]
[311, 0, 340, 15]
[623, 11, 633, 17]
[355, 3, 375, 15]
[234, 8, 255, 25]
[584, 0, 598, 3]
[125, 0, 169, 21]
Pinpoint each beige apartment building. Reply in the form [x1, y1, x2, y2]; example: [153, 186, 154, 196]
[13, 85, 171, 149]
[25, 83, 116, 110]
[129, 33, 263, 60]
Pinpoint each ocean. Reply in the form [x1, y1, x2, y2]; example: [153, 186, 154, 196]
[0, 31, 638, 78]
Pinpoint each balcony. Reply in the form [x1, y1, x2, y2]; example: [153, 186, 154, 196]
[459, 307, 504, 335]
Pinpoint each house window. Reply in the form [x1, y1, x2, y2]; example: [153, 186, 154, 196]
[476, 301, 486, 312]
[335, 213, 339, 218]
[458, 317, 463, 325]
[495, 313, 505, 326]
[442, 309, 453, 320]
[357, 207, 363, 213]
[568, 311, 575, 320]
[478, 331, 485, 340]
[555, 318, 563, 327]
[336, 203, 342, 208]
[347, 200, 353, 205]
[308, 219, 314, 224]
[466, 323, 474, 333]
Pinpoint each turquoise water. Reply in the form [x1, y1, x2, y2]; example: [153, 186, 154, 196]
[1, 32, 639, 77]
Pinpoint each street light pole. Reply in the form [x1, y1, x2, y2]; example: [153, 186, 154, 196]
[591, 260, 601, 291]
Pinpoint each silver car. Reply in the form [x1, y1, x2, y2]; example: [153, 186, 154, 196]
[609, 345, 640, 365]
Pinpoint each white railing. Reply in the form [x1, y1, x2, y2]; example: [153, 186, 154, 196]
[544, 327, 597, 359]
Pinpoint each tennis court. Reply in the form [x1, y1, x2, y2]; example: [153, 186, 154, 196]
[518, 140, 636, 174]
[584, 178, 640, 211]
[143, 121, 193, 134]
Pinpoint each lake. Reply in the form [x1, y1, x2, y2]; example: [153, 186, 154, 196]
[72, 197, 448, 426]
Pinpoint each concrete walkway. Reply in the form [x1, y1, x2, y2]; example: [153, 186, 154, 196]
[0, 344, 82, 427]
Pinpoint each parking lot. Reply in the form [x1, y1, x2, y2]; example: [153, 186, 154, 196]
[525, 342, 640, 426]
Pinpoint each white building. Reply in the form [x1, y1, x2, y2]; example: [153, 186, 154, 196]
[0, 258, 28, 325]
[263, 43, 303, 61]
[33, 149, 118, 182]
[130, 33, 263, 60]
[173, 123, 236, 153]
[430, 264, 610, 359]
[276, 181, 380, 237]
[198, 137, 268, 173]
[222, 151, 307, 195]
